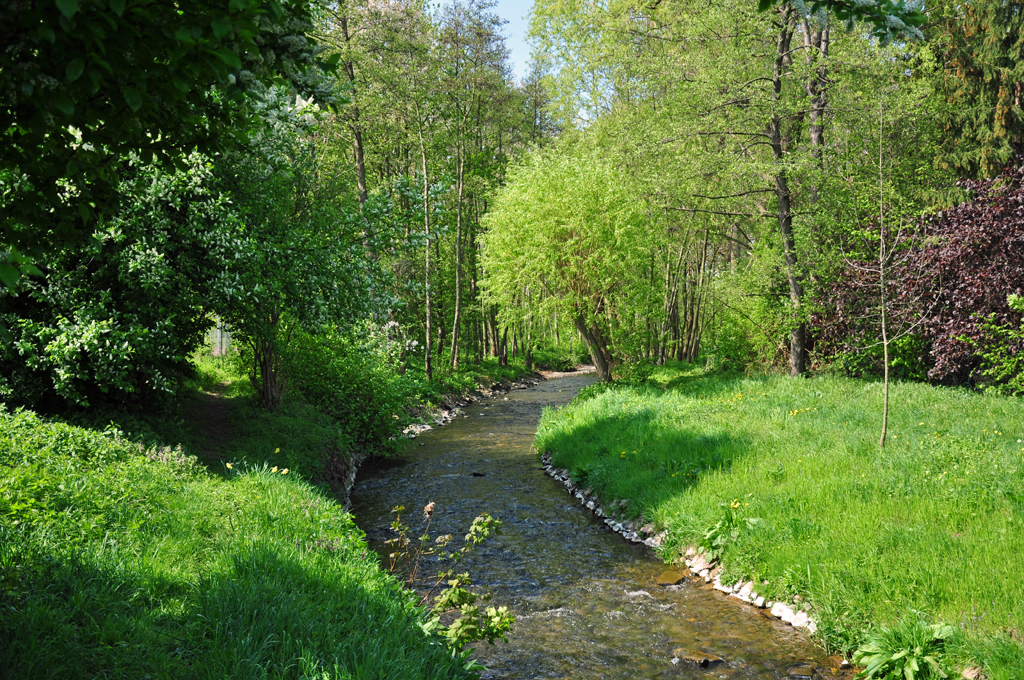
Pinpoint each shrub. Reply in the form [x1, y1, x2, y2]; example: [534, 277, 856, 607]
[285, 324, 414, 458]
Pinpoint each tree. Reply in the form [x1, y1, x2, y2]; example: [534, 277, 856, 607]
[759, 0, 925, 44]
[932, 0, 1024, 177]
[217, 92, 373, 410]
[0, 0, 326, 285]
[0, 154, 241, 408]
[481, 145, 651, 382]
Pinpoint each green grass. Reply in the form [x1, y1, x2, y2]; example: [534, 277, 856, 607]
[535, 362, 1024, 678]
[0, 410, 473, 679]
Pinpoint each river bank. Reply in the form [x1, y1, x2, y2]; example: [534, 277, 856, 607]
[534, 362, 1024, 679]
[351, 372, 849, 679]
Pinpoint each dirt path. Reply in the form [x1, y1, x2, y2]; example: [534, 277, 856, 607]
[195, 381, 233, 463]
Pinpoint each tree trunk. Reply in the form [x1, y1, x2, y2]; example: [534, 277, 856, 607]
[769, 7, 806, 376]
[415, 105, 432, 382]
[449, 148, 465, 370]
[339, 17, 368, 210]
[574, 313, 613, 382]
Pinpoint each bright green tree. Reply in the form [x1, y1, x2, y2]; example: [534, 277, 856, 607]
[481, 144, 652, 382]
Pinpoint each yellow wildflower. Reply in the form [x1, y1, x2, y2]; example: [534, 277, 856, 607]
[226, 463, 233, 470]
[271, 466, 278, 473]
[281, 468, 289, 475]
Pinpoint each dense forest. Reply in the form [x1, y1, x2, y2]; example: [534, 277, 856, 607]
[2, 0, 1024, 678]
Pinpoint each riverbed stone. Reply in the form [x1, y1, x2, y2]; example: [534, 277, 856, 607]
[785, 663, 818, 679]
[656, 569, 686, 585]
[672, 650, 724, 667]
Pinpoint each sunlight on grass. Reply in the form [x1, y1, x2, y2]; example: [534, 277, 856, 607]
[536, 362, 1024, 675]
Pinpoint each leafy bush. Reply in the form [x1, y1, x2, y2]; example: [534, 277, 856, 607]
[972, 294, 1024, 395]
[0, 156, 239, 409]
[816, 160, 1024, 385]
[285, 324, 414, 457]
[531, 345, 586, 371]
[853, 618, 956, 680]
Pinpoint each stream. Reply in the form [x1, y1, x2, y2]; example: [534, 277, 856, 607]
[350, 373, 848, 680]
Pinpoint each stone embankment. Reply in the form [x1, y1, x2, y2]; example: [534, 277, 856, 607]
[540, 453, 829, 643]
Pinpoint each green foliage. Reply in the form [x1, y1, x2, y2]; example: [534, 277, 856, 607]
[759, 0, 925, 43]
[0, 0, 328, 278]
[700, 499, 762, 562]
[384, 506, 514, 651]
[481, 143, 654, 380]
[972, 295, 1024, 396]
[853, 618, 956, 680]
[530, 344, 587, 372]
[536, 367, 1024, 676]
[0, 407, 474, 679]
[286, 324, 414, 457]
[934, 0, 1024, 177]
[216, 92, 376, 410]
[0, 154, 240, 408]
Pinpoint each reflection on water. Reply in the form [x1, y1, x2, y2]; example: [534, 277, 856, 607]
[350, 375, 846, 679]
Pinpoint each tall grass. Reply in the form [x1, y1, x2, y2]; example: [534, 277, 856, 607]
[536, 362, 1024, 676]
[0, 408, 471, 679]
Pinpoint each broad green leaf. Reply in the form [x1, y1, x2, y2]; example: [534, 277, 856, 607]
[66, 159, 79, 175]
[122, 86, 143, 112]
[52, 92, 75, 116]
[216, 47, 242, 70]
[229, 0, 248, 11]
[0, 264, 20, 289]
[171, 75, 190, 93]
[108, 0, 125, 16]
[21, 264, 43, 277]
[66, 58, 85, 82]
[211, 17, 232, 39]
[56, 0, 79, 19]
[38, 25, 56, 42]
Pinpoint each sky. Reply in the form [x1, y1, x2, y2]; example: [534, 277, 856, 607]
[493, 0, 534, 82]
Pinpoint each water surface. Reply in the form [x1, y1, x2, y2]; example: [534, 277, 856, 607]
[351, 375, 846, 679]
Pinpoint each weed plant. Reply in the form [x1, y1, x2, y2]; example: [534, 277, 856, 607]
[535, 361, 1024, 676]
[0, 408, 473, 679]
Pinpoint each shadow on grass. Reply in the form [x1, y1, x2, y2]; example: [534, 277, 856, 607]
[539, 402, 744, 514]
[0, 537, 463, 680]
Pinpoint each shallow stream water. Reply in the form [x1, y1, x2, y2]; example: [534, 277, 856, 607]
[350, 374, 848, 680]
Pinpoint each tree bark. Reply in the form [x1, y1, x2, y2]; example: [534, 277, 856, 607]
[415, 104, 433, 381]
[574, 312, 613, 382]
[769, 7, 806, 376]
[449, 146, 465, 369]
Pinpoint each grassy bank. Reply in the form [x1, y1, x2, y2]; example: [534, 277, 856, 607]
[0, 406, 474, 679]
[535, 363, 1024, 678]
[0, 348, 541, 679]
